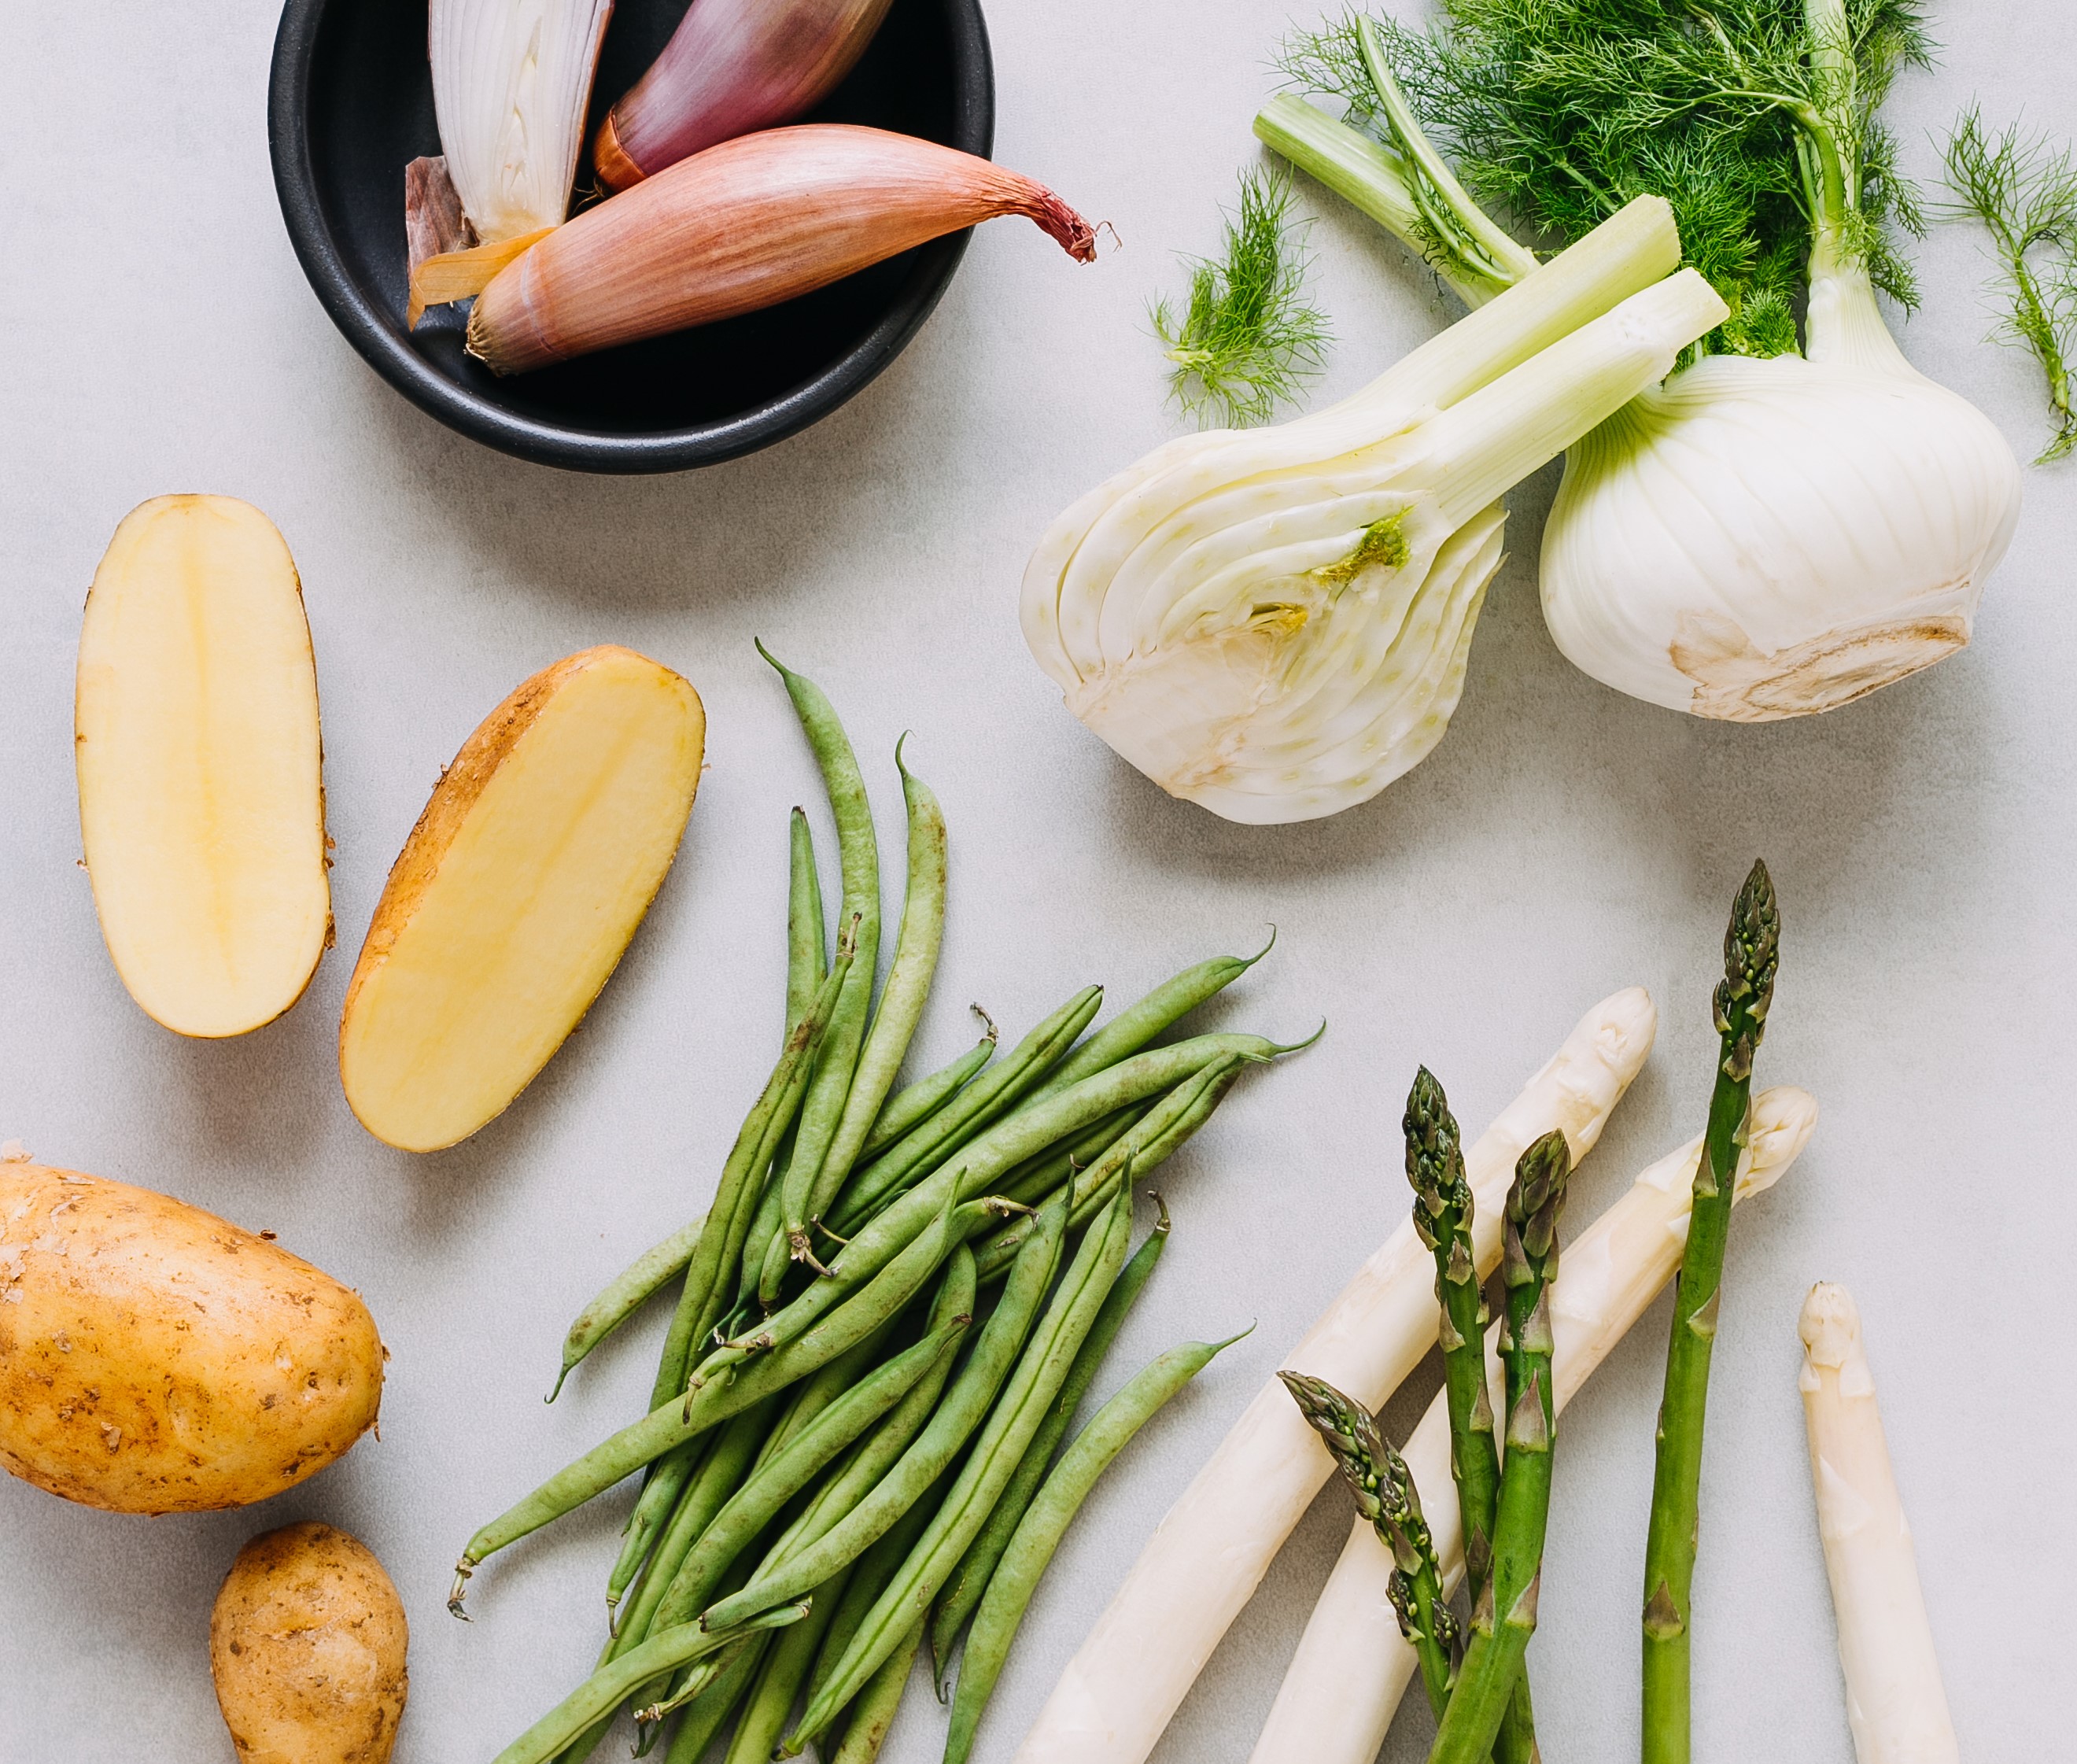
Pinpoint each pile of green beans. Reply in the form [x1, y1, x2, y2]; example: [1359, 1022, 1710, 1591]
[472, 653, 1295, 1764]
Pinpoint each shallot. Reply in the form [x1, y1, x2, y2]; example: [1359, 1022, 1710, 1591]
[468, 126, 1095, 374]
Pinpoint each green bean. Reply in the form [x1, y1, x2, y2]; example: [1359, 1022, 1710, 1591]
[606, 1441, 705, 1615]
[930, 1199, 1171, 1685]
[459, 1040, 1289, 1607]
[806, 1489, 936, 1714]
[806, 740, 949, 1236]
[993, 1105, 1149, 1211]
[491, 1608, 806, 1764]
[754, 1325, 894, 1477]
[1065, 1055, 1247, 1231]
[758, 1253, 977, 1578]
[969, 1057, 1245, 1282]
[699, 1197, 1068, 1633]
[821, 1031, 1285, 1297]
[857, 1029, 994, 1165]
[646, 1325, 965, 1635]
[614, 1404, 776, 1649]
[762, 647, 882, 1286]
[452, 1186, 961, 1609]
[719, 803, 822, 1325]
[784, 806, 827, 1031]
[1028, 935, 1274, 1102]
[720, 1563, 849, 1764]
[827, 1619, 923, 1764]
[798, 1482, 945, 1756]
[733, 1168, 790, 1314]
[784, 1186, 1135, 1748]
[550, 1214, 706, 1403]
[654, 930, 856, 1411]
[559, 1404, 774, 1764]
[825, 986, 1104, 1234]
[619, 965, 858, 1614]
[942, 1332, 1247, 1764]
[662, 1634, 766, 1764]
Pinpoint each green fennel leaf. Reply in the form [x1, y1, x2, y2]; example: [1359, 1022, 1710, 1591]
[1942, 105, 2077, 464]
[1153, 166, 1332, 428]
[1279, 0, 1932, 358]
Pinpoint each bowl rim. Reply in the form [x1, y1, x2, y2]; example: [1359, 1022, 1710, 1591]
[266, 0, 997, 474]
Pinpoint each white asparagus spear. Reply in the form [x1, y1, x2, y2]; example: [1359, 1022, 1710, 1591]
[1799, 1282, 1960, 1764]
[1012, 987, 1658, 1764]
[1250, 1084, 1819, 1764]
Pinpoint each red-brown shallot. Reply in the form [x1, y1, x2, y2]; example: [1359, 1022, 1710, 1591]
[467, 126, 1096, 375]
[593, 0, 897, 190]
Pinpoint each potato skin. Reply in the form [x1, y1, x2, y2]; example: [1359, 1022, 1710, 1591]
[0, 1163, 383, 1514]
[211, 1522, 408, 1764]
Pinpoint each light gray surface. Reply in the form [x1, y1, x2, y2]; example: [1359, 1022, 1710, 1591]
[1, 2, 2068, 1760]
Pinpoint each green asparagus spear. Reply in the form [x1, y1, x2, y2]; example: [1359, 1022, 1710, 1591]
[1406, 1068, 1535, 1762]
[1281, 1371, 1457, 1721]
[1640, 862, 1780, 1764]
[1428, 1128, 1570, 1764]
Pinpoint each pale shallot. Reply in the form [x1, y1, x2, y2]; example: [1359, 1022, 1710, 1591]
[469, 126, 1095, 374]
[594, 0, 897, 188]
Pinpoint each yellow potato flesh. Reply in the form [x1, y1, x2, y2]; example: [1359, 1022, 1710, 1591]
[76, 495, 330, 1038]
[339, 644, 704, 1152]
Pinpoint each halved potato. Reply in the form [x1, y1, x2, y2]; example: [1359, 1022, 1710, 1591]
[339, 645, 704, 1152]
[76, 496, 330, 1038]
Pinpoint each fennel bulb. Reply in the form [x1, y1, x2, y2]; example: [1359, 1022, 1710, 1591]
[1024, 198, 1726, 824]
[1269, 0, 2024, 723]
[1541, 225, 2021, 719]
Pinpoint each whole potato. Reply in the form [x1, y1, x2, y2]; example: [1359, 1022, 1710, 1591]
[211, 1522, 408, 1764]
[0, 1161, 383, 1513]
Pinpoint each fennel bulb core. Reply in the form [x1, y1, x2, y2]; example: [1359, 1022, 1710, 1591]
[1541, 263, 2023, 721]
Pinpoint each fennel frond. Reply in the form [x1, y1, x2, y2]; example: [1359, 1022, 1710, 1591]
[1943, 105, 2077, 464]
[1153, 167, 1331, 428]
[1277, 0, 1931, 356]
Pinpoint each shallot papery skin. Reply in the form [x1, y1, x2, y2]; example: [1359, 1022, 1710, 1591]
[468, 126, 1096, 375]
[594, 0, 896, 188]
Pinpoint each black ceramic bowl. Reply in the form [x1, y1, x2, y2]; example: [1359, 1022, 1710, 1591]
[268, 0, 994, 472]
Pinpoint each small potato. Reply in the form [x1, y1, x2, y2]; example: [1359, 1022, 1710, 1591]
[0, 1163, 383, 1513]
[211, 1522, 408, 1764]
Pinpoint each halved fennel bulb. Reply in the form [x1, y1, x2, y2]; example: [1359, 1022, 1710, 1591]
[1024, 198, 1725, 823]
[1542, 261, 2024, 721]
[430, 0, 614, 244]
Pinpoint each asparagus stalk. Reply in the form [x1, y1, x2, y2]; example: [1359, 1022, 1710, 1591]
[1406, 1069, 1534, 1762]
[1249, 1087, 1817, 1764]
[1010, 987, 1656, 1764]
[1640, 862, 1780, 1764]
[1798, 1284, 1959, 1764]
[1280, 1372, 1458, 1719]
[1428, 1129, 1570, 1764]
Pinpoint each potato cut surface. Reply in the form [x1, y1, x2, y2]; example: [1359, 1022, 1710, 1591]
[76, 495, 330, 1037]
[339, 644, 705, 1152]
